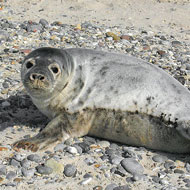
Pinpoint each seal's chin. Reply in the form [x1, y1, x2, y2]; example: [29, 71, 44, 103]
[24, 79, 51, 97]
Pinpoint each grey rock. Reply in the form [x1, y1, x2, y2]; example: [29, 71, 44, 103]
[83, 173, 93, 178]
[0, 166, 7, 175]
[39, 19, 49, 28]
[110, 156, 123, 165]
[84, 157, 96, 165]
[73, 144, 83, 154]
[132, 173, 146, 181]
[98, 140, 110, 148]
[174, 169, 184, 174]
[36, 165, 53, 175]
[54, 143, 66, 152]
[27, 154, 42, 163]
[113, 185, 130, 190]
[21, 168, 35, 177]
[63, 164, 77, 177]
[6, 171, 17, 180]
[152, 155, 168, 163]
[21, 159, 31, 169]
[164, 161, 175, 170]
[152, 176, 160, 183]
[172, 40, 181, 47]
[13, 154, 25, 162]
[121, 158, 144, 175]
[10, 158, 21, 167]
[105, 183, 117, 190]
[185, 163, 190, 172]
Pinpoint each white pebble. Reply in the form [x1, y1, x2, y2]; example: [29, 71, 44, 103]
[66, 146, 78, 154]
[80, 177, 92, 185]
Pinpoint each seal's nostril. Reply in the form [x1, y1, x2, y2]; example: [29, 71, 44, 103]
[40, 76, 45, 81]
[30, 73, 36, 80]
[30, 73, 45, 81]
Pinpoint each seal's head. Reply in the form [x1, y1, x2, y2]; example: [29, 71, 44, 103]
[21, 47, 73, 99]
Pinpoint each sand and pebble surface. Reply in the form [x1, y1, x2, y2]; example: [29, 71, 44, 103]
[0, 0, 190, 189]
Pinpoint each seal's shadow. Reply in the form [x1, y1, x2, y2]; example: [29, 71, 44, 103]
[0, 94, 48, 132]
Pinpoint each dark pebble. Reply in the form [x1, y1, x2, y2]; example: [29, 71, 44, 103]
[152, 155, 168, 163]
[63, 164, 77, 177]
[10, 158, 21, 168]
[152, 176, 160, 183]
[0, 166, 7, 175]
[174, 169, 184, 174]
[93, 186, 103, 190]
[172, 40, 181, 47]
[36, 165, 53, 175]
[121, 158, 144, 175]
[39, 19, 49, 28]
[164, 161, 175, 170]
[27, 154, 42, 163]
[6, 171, 17, 180]
[77, 142, 90, 153]
[113, 185, 130, 190]
[105, 183, 117, 190]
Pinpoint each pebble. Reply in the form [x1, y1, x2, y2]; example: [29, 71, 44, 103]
[21, 168, 35, 177]
[105, 183, 118, 190]
[54, 143, 66, 152]
[121, 158, 144, 175]
[66, 146, 78, 154]
[132, 173, 146, 181]
[10, 158, 21, 167]
[0, 166, 7, 175]
[36, 165, 53, 175]
[98, 140, 110, 148]
[45, 158, 64, 174]
[110, 156, 123, 165]
[20, 159, 31, 169]
[79, 177, 92, 185]
[6, 171, 17, 180]
[113, 185, 130, 190]
[152, 155, 168, 163]
[63, 164, 77, 177]
[27, 154, 42, 163]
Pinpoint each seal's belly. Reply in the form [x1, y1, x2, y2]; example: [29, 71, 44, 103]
[85, 108, 190, 153]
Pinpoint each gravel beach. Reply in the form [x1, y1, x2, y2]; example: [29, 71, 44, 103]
[0, 0, 190, 189]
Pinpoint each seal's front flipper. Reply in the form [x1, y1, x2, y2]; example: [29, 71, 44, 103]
[13, 115, 71, 152]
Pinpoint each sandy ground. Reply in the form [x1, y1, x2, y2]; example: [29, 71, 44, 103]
[1, 0, 190, 42]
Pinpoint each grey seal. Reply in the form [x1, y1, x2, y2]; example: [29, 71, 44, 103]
[13, 47, 190, 153]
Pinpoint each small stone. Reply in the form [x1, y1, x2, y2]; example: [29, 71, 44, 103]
[152, 155, 168, 163]
[106, 32, 120, 41]
[185, 163, 190, 172]
[63, 164, 77, 177]
[152, 176, 160, 183]
[132, 173, 145, 181]
[6, 171, 17, 180]
[79, 177, 92, 185]
[83, 173, 93, 178]
[21, 168, 35, 177]
[157, 50, 167, 56]
[21, 159, 31, 169]
[66, 146, 78, 154]
[39, 19, 49, 28]
[110, 156, 123, 165]
[158, 171, 166, 178]
[27, 154, 42, 163]
[13, 154, 25, 162]
[113, 185, 130, 190]
[0, 166, 6, 175]
[105, 183, 118, 190]
[84, 157, 96, 165]
[36, 165, 53, 175]
[120, 35, 133, 41]
[164, 161, 175, 170]
[174, 169, 184, 174]
[54, 143, 66, 152]
[172, 40, 181, 47]
[98, 141, 110, 148]
[93, 186, 103, 190]
[10, 159, 21, 168]
[45, 158, 64, 174]
[121, 158, 144, 175]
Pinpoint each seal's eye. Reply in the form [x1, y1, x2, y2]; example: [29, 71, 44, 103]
[26, 61, 34, 69]
[50, 66, 59, 74]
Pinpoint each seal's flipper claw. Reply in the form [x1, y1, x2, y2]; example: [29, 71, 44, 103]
[12, 138, 40, 152]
